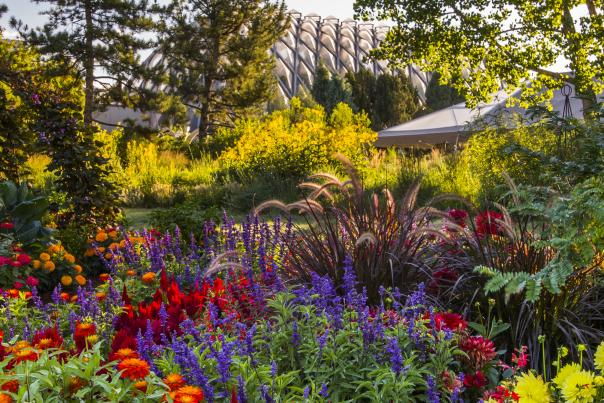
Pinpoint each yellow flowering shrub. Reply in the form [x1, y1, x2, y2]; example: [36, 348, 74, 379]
[218, 98, 376, 179]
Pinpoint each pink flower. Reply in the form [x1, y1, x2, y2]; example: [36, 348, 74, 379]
[463, 370, 487, 389]
[26, 276, 39, 287]
[14, 281, 24, 290]
[9, 260, 22, 267]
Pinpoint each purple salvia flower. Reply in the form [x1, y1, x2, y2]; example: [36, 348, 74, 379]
[158, 303, 168, 330]
[51, 285, 62, 305]
[386, 337, 404, 375]
[319, 383, 328, 398]
[303, 386, 310, 399]
[426, 375, 440, 403]
[291, 321, 299, 346]
[317, 328, 329, 356]
[260, 384, 274, 403]
[237, 375, 248, 403]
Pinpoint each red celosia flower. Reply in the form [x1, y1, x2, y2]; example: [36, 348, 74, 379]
[117, 358, 150, 380]
[32, 327, 63, 350]
[163, 373, 186, 391]
[463, 370, 487, 389]
[475, 211, 504, 236]
[170, 385, 204, 403]
[110, 348, 139, 361]
[433, 312, 467, 332]
[460, 336, 497, 369]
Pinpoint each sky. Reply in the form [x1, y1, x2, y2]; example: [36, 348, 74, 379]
[0, 0, 358, 32]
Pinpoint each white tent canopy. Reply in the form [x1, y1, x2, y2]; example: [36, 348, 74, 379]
[375, 86, 587, 148]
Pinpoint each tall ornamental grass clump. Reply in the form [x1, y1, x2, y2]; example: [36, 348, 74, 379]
[256, 155, 445, 303]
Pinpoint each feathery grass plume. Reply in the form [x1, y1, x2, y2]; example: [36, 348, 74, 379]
[205, 251, 248, 277]
[254, 200, 290, 215]
[501, 171, 520, 206]
[333, 153, 363, 199]
[355, 232, 378, 246]
[286, 200, 324, 215]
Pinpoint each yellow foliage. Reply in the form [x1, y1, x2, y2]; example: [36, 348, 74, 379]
[218, 99, 376, 179]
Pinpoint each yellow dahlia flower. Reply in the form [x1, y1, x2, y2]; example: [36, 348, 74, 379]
[594, 342, 604, 372]
[514, 372, 551, 403]
[553, 363, 582, 386]
[560, 370, 597, 403]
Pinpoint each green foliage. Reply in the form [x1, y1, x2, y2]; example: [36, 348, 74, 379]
[0, 344, 166, 402]
[424, 72, 465, 112]
[355, 0, 603, 110]
[157, 0, 288, 135]
[347, 69, 423, 130]
[0, 34, 79, 182]
[311, 65, 355, 116]
[0, 181, 51, 245]
[151, 198, 221, 237]
[219, 98, 376, 180]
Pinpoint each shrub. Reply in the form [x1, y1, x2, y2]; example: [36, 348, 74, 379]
[150, 198, 221, 237]
[218, 98, 376, 180]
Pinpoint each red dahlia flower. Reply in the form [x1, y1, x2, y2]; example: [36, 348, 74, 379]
[460, 336, 497, 369]
[16, 254, 31, 265]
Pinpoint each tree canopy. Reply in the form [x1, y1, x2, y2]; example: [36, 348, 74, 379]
[156, 0, 288, 136]
[354, 0, 604, 112]
[13, 0, 155, 126]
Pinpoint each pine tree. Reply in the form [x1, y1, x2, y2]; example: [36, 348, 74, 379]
[345, 69, 421, 130]
[156, 0, 288, 136]
[311, 65, 355, 116]
[12, 0, 155, 127]
[424, 72, 465, 112]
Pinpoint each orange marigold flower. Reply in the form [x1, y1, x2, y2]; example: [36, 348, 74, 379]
[84, 248, 96, 257]
[73, 265, 83, 274]
[64, 253, 76, 264]
[95, 232, 108, 242]
[111, 348, 139, 361]
[1, 380, 18, 393]
[39, 253, 50, 262]
[141, 272, 156, 284]
[61, 275, 73, 286]
[43, 261, 55, 272]
[0, 392, 13, 403]
[70, 295, 78, 303]
[117, 358, 150, 380]
[171, 385, 204, 403]
[32, 260, 41, 269]
[163, 373, 186, 391]
[126, 270, 136, 277]
[99, 273, 110, 282]
[75, 275, 86, 286]
[134, 380, 147, 392]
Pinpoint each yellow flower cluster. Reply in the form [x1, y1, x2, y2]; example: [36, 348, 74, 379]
[32, 243, 85, 287]
[507, 342, 604, 403]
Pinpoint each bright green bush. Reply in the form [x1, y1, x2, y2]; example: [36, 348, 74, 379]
[218, 98, 376, 180]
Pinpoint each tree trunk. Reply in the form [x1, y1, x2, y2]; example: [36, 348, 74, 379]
[83, 0, 95, 127]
